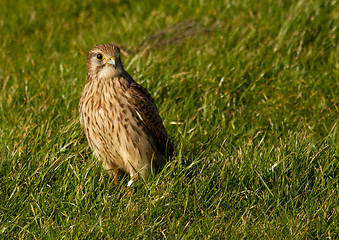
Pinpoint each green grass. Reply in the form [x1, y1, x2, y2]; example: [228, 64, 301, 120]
[0, 0, 338, 238]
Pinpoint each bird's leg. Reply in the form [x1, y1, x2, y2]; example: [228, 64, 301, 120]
[106, 168, 119, 187]
[104, 160, 120, 187]
[113, 171, 119, 187]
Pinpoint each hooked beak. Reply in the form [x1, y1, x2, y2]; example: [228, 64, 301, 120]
[107, 57, 117, 68]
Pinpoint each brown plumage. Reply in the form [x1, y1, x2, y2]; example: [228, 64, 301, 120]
[79, 44, 173, 185]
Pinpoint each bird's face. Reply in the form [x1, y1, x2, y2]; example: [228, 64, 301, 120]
[87, 44, 124, 79]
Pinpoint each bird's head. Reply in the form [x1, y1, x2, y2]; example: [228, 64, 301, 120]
[87, 44, 125, 79]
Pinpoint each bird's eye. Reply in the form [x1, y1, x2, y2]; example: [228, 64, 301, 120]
[96, 54, 104, 60]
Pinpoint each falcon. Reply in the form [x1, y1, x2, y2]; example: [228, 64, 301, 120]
[79, 44, 173, 186]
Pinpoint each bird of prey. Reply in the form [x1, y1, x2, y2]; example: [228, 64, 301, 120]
[79, 44, 173, 186]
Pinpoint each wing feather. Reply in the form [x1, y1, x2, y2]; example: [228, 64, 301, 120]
[128, 81, 173, 157]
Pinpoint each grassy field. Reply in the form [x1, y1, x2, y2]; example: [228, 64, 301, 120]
[0, 0, 338, 238]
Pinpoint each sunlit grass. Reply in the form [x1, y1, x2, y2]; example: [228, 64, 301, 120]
[0, 0, 338, 238]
